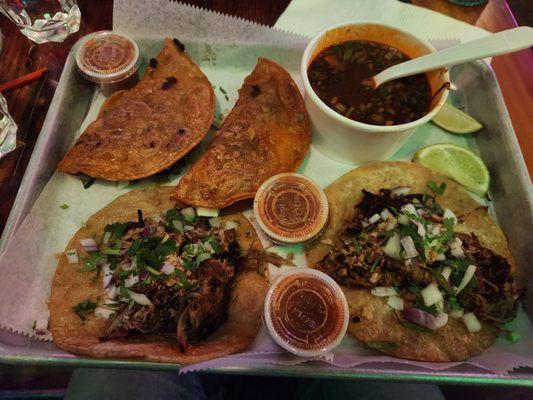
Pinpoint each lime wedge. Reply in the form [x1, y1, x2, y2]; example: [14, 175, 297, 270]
[413, 143, 490, 197]
[432, 103, 483, 134]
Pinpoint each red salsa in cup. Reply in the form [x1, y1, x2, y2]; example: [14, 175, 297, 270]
[308, 40, 432, 126]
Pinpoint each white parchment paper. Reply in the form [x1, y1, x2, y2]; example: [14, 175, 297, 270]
[0, 0, 530, 375]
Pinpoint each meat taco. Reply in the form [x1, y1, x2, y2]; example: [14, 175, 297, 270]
[306, 162, 521, 362]
[58, 38, 215, 181]
[172, 57, 311, 208]
[50, 186, 267, 364]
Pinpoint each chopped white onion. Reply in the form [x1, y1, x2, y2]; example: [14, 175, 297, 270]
[224, 220, 240, 230]
[414, 221, 426, 238]
[94, 306, 115, 320]
[435, 253, 446, 261]
[387, 295, 404, 310]
[65, 249, 79, 264]
[441, 266, 452, 281]
[400, 204, 417, 217]
[181, 207, 196, 218]
[386, 218, 398, 231]
[450, 237, 465, 258]
[208, 217, 221, 228]
[454, 265, 477, 294]
[432, 225, 441, 236]
[106, 285, 118, 300]
[421, 283, 443, 306]
[129, 291, 152, 306]
[435, 299, 444, 313]
[102, 231, 112, 245]
[391, 186, 411, 197]
[398, 214, 410, 225]
[124, 274, 139, 288]
[172, 220, 184, 231]
[400, 236, 418, 259]
[449, 308, 464, 318]
[368, 213, 381, 224]
[462, 312, 482, 332]
[433, 312, 449, 329]
[160, 262, 175, 275]
[380, 209, 391, 220]
[196, 207, 219, 217]
[79, 238, 98, 252]
[104, 299, 119, 306]
[371, 286, 398, 297]
[122, 261, 134, 271]
[383, 232, 402, 260]
[443, 208, 457, 224]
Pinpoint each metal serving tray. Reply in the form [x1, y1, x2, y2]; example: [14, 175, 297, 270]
[0, 40, 532, 386]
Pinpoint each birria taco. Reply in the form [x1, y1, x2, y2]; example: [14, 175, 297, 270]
[50, 186, 267, 364]
[306, 162, 520, 362]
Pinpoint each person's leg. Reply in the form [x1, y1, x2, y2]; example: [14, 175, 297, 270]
[65, 368, 207, 400]
[296, 379, 446, 400]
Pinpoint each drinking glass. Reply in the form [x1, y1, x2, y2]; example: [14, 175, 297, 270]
[0, 93, 17, 159]
[0, 0, 80, 43]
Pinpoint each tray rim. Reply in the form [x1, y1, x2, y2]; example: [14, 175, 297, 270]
[0, 40, 532, 383]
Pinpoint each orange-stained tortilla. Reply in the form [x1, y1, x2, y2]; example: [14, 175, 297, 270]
[49, 187, 268, 364]
[172, 58, 311, 208]
[58, 38, 215, 181]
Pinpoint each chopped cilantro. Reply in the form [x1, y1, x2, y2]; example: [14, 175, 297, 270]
[427, 180, 446, 195]
[204, 236, 222, 254]
[72, 300, 96, 321]
[505, 330, 521, 343]
[414, 303, 439, 315]
[81, 253, 103, 272]
[104, 222, 131, 240]
[431, 270, 453, 294]
[60, 204, 69, 209]
[400, 320, 435, 334]
[370, 257, 381, 272]
[101, 248, 121, 256]
[365, 341, 397, 350]
[449, 297, 462, 311]
[146, 266, 162, 276]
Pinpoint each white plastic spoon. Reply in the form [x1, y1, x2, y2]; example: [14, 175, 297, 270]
[372, 26, 533, 88]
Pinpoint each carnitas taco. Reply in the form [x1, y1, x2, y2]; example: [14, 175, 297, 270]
[50, 187, 267, 364]
[306, 162, 520, 362]
[58, 38, 215, 181]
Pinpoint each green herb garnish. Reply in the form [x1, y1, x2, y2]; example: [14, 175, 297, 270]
[72, 300, 96, 321]
[427, 180, 446, 195]
[81, 253, 103, 272]
[60, 204, 69, 209]
[104, 222, 131, 240]
[365, 341, 398, 350]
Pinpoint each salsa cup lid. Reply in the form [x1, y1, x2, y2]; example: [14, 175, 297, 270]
[263, 268, 349, 358]
[75, 31, 140, 84]
[253, 173, 328, 245]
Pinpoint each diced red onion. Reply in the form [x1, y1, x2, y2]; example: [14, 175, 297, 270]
[400, 236, 418, 259]
[160, 262, 175, 275]
[402, 308, 436, 329]
[80, 238, 98, 252]
[142, 226, 153, 238]
[391, 186, 411, 197]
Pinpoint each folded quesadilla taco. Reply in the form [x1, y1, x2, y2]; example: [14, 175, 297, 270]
[306, 162, 520, 362]
[50, 187, 267, 364]
[172, 57, 311, 208]
[58, 38, 215, 181]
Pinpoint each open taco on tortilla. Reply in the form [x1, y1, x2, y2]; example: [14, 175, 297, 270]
[306, 162, 521, 362]
[50, 186, 267, 364]
[58, 38, 215, 181]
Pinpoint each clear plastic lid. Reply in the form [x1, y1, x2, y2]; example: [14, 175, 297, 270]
[75, 31, 140, 84]
[253, 173, 328, 245]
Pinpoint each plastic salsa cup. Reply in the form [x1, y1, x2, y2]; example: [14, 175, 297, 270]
[263, 268, 349, 358]
[75, 30, 140, 96]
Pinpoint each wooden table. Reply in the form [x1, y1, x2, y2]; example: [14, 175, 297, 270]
[0, 0, 530, 236]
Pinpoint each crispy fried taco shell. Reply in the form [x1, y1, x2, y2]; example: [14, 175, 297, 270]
[172, 57, 311, 208]
[306, 162, 516, 362]
[50, 186, 267, 364]
[58, 38, 215, 181]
